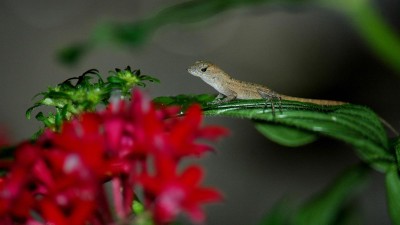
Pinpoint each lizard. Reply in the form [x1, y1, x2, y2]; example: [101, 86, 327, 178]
[187, 60, 398, 135]
[187, 60, 345, 108]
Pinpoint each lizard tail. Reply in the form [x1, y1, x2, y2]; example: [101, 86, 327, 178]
[281, 95, 399, 136]
[280, 95, 345, 106]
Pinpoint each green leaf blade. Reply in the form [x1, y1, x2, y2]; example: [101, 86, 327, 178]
[385, 166, 400, 225]
[293, 164, 370, 225]
[255, 122, 318, 147]
[152, 94, 394, 170]
[202, 99, 393, 169]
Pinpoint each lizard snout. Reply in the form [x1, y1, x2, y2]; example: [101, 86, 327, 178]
[187, 67, 195, 75]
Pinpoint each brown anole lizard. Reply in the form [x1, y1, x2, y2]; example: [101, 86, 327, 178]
[187, 60, 399, 135]
[187, 61, 345, 107]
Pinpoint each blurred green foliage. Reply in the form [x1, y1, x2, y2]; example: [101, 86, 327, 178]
[386, 165, 400, 225]
[321, 0, 400, 72]
[59, 0, 400, 73]
[292, 164, 368, 225]
[26, 66, 158, 137]
[259, 164, 368, 225]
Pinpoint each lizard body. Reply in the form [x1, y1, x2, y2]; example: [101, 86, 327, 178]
[187, 61, 399, 135]
[187, 61, 345, 106]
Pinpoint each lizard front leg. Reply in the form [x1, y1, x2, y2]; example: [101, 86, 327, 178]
[211, 90, 237, 104]
[214, 93, 225, 101]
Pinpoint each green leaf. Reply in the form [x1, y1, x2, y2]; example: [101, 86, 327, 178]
[152, 94, 394, 169]
[255, 122, 318, 147]
[293, 164, 369, 225]
[25, 103, 42, 119]
[385, 165, 400, 225]
[81, 68, 101, 78]
[139, 75, 160, 83]
[107, 76, 124, 84]
[200, 99, 392, 170]
[45, 91, 71, 100]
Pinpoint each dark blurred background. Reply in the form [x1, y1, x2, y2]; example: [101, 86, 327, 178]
[1, 0, 400, 224]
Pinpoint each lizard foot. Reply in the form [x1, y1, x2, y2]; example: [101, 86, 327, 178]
[257, 89, 282, 117]
[207, 93, 225, 105]
[208, 99, 222, 105]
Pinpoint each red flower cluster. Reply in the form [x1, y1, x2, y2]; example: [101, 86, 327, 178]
[0, 90, 228, 225]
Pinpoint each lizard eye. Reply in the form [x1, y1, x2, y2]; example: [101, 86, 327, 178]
[201, 67, 208, 72]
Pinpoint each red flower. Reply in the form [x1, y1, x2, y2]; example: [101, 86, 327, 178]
[99, 90, 228, 222]
[101, 90, 228, 161]
[48, 113, 116, 178]
[167, 104, 227, 160]
[139, 157, 222, 224]
[0, 143, 40, 220]
[0, 89, 227, 225]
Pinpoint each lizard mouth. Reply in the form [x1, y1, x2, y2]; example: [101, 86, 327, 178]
[187, 67, 196, 76]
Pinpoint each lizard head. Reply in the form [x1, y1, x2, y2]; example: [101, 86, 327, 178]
[187, 61, 225, 79]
